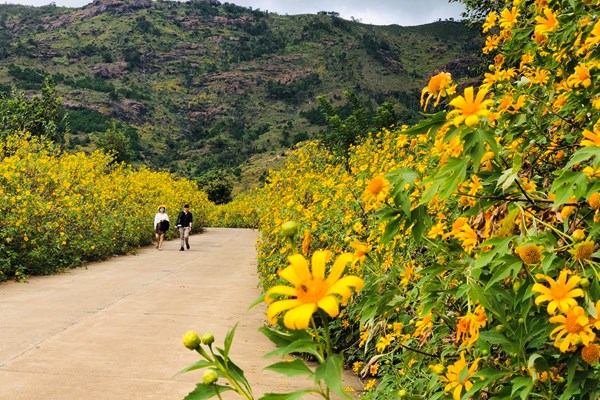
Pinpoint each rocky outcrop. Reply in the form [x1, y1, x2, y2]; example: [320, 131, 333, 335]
[91, 61, 129, 78]
[45, 0, 153, 30]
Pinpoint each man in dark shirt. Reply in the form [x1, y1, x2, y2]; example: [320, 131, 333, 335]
[176, 204, 193, 251]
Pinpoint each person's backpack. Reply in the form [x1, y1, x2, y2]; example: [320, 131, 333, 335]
[159, 219, 170, 232]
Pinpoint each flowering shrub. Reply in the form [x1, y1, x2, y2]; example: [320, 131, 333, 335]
[0, 132, 210, 280]
[214, 0, 600, 398]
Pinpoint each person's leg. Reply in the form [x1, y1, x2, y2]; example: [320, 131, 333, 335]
[155, 232, 159, 248]
[158, 233, 164, 250]
[184, 227, 190, 249]
[179, 227, 185, 250]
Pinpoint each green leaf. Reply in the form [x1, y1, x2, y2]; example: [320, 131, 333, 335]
[265, 359, 314, 377]
[527, 354, 549, 378]
[223, 323, 238, 359]
[314, 354, 351, 399]
[400, 111, 446, 136]
[510, 376, 533, 400]
[566, 146, 600, 169]
[551, 170, 588, 205]
[177, 360, 212, 375]
[259, 326, 313, 349]
[258, 389, 316, 400]
[265, 339, 322, 361]
[183, 384, 234, 400]
[420, 157, 469, 204]
[497, 167, 519, 193]
[463, 128, 496, 172]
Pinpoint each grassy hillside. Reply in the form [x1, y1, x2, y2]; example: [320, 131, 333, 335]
[0, 0, 483, 191]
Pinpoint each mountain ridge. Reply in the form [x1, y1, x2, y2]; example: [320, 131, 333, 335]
[0, 0, 483, 193]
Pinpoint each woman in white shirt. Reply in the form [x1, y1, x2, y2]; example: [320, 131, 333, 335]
[154, 206, 170, 250]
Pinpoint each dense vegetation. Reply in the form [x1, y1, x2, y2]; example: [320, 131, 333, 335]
[212, 0, 600, 398]
[0, 132, 210, 281]
[0, 0, 483, 196]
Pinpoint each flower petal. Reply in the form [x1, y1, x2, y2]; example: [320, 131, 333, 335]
[317, 295, 340, 317]
[267, 299, 301, 324]
[283, 303, 317, 330]
[327, 276, 364, 301]
[311, 250, 329, 280]
[265, 285, 298, 303]
[326, 253, 354, 286]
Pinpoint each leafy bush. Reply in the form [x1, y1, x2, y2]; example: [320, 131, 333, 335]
[0, 132, 211, 281]
[213, 1, 600, 398]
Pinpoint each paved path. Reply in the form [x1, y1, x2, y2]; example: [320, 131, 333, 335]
[0, 228, 361, 399]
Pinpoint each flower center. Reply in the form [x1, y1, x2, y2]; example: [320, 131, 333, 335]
[565, 313, 584, 333]
[296, 278, 328, 304]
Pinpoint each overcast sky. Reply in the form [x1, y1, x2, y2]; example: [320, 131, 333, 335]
[1, 0, 466, 26]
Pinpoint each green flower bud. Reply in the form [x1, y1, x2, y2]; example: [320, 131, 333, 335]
[202, 369, 219, 385]
[182, 331, 201, 350]
[398, 389, 408, 398]
[201, 333, 215, 346]
[280, 221, 299, 238]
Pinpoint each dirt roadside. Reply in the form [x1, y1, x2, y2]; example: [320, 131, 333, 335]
[0, 228, 362, 400]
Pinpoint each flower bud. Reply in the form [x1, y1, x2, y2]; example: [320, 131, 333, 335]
[280, 221, 299, 238]
[202, 369, 219, 385]
[182, 331, 201, 350]
[201, 333, 215, 346]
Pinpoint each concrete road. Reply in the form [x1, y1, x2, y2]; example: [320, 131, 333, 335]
[0, 228, 361, 400]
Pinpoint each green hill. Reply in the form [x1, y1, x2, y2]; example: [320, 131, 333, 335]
[0, 0, 483, 193]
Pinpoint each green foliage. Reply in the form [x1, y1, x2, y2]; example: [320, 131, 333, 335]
[90, 121, 132, 163]
[196, 169, 235, 205]
[0, 78, 67, 143]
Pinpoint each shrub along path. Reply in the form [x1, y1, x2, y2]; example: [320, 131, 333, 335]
[0, 228, 361, 399]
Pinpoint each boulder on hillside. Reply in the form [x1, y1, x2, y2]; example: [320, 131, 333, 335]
[91, 61, 129, 78]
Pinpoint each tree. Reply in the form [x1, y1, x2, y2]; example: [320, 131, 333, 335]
[196, 169, 234, 205]
[449, 0, 503, 23]
[91, 121, 132, 163]
[0, 77, 67, 143]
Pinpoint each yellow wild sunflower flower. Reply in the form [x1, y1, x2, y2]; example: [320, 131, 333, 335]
[582, 343, 600, 365]
[532, 271, 584, 314]
[574, 241, 595, 260]
[516, 244, 542, 265]
[420, 72, 457, 111]
[581, 127, 600, 147]
[549, 306, 596, 352]
[455, 305, 487, 347]
[588, 192, 600, 210]
[535, 7, 558, 35]
[265, 250, 364, 330]
[440, 352, 481, 400]
[447, 87, 494, 128]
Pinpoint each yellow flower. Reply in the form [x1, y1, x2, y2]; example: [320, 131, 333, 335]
[482, 11, 497, 33]
[376, 334, 394, 353]
[588, 192, 600, 210]
[582, 343, 600, 365]
[532, 271, 584, 314]
[447, 87, 494, 127]
[567, 64, 592, 88]
[440, 352, 480, 400]
[450, 217, 478, 254]
[535, 8, 558, 35]
[265, 251, 364, 329]
[420, 72, 457, 111]
[350, 240, 370, 264]
[499, 7, 519, 30]
[414, 312, 433, 337]
[584, 20, 600, 47]
[581, 127, 600, 147]
[549, 306, 595, 352]
[574, 242, 595, 260]
[364, 379, 376, 391]
[516, 244, 542, 264]
[455, 305, 487, 347]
